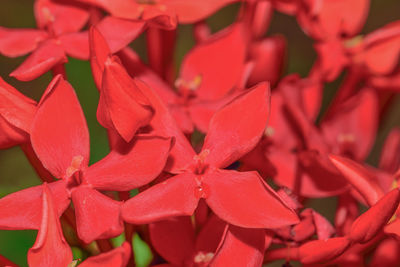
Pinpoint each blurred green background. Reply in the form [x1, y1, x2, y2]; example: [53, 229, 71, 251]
[0, 0, 399, 266]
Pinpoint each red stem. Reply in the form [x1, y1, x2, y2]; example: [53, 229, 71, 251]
[118, 191, 137, 265]
[51, 63, 67, 79]
[146, 27, 177, 85]
[61, 206, 97, 253]
[378, 91, 395, 123]
[118, 191, 136, 244]
[96, 239, 114, 252]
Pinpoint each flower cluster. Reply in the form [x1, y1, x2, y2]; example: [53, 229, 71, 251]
[0, 0, 400, 266]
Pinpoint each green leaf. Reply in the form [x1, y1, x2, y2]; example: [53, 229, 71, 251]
[111, 233, 126, 248]
[132, 233, 153, 267]
[0, 230, 36, 267]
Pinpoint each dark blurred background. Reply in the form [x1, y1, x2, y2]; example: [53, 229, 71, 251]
[0, 0, 399, 266]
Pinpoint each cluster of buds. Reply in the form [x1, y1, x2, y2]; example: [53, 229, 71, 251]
[0, 0, 399, 266]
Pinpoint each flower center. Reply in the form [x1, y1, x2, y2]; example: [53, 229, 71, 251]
[192, 149, 210, 175]
[194, 251, 214, 265]
[175, 75, 202, 102]
[337, 133, 355, 143]
[65, 156, 85, 190]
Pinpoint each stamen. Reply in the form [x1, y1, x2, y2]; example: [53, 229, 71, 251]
[66, 155, 84, 178]
[194, 251, 214, 264]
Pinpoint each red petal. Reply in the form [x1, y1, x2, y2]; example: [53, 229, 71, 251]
[122, 172, 199, 224]
[364, 21, 400, 75]
[313, 39, 348, 82]
[284, 99, 328, 152]
[117, 48, 178, 106]
[60, 32, 89, 60]
[247, 36, 286, 87]
[194, 215, 227, 254]
[335, 193, 359, 236]
[350, 188, 400, 243]
[369, 69, 400, 91]
[297, 0, 369, 39]
[117, 47, 195, 136]
[295, 151, 349, 197]
[116, 47, 193, 134]
[27, 183, 72, 267]
[170, 105, 194, 134]
[80, 242, 131, 267]
[237, 137, 277, 179]
[202, 83, 270, 169]
[0, 27, 47, 57]
[266, 91, 300, 150]
[312, 210, 335, 240]
[329, 154, 384, 206]
[273, 0, 299, 15]
[31, 75, 90, 179]
[10, 39, 67, 81]
[298, 237, 351, 264]
[97, 16, 145, 53]
[269, 149, 345, 198]
[178, 24, 246, 101]
[291, 209, 315, 242]
[167, 0, 239, 24]
[0, 180, 69, 230]
[204, 169, 299, 228]
[278, 74, 323, 121]
[0, 77, 37, 133]
[209, 225, 265, 267]
[85, 135, 172, 191]
[74, 0, 142, 19]
[321, 89, 378, 161]
[370, 237, 400, 267]
[72, 186, 124, 243]
[133, 78, 196, 173]
[379, 128, 400, 173]
[384, 219, 400, 237]
[0, 116, 27, 148]
[89, 26, 111, 90]
[188, 93, 239, 133]
[150, 216, 195, 265]
[98, 57, 154, 142]
[34, 0, 89, 35]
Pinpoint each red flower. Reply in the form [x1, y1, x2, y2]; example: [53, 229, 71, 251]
[0, 77, 37, 148]
[0, 75, 172, 244]
[122, 82, 299, 229]
[149, 215, 226, 266]
[0, 1, 145, 81]
[75, 0, 239, 29]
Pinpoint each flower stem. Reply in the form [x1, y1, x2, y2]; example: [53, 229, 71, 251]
[51, 63, 67, 79]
